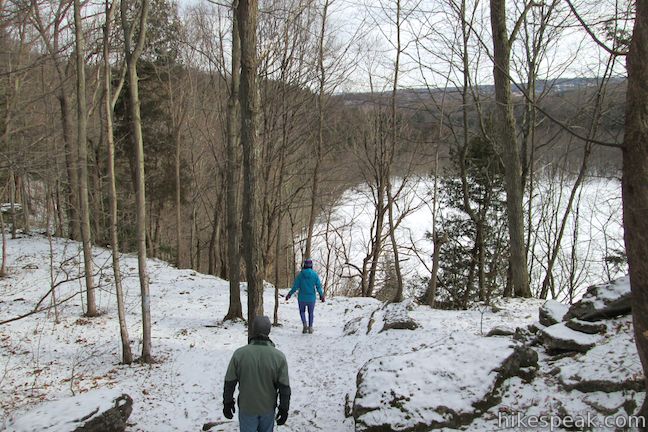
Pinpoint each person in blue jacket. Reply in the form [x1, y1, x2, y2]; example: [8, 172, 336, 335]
[285, 258, 325, 334]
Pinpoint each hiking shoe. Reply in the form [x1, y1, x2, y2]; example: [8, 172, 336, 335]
[302, 326, 308, 334]
[308, 327, 314, 334]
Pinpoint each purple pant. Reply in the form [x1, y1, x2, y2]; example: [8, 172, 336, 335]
[298, 301, 316, 327]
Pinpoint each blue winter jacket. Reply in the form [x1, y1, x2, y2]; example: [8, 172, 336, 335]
[288, 269, 324, 303]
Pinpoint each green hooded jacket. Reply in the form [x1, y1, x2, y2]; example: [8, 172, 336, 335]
[223, 337, 291, 415]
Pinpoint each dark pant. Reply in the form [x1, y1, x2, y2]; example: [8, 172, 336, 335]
[238, 410, 274, 432]
[298, 301, 315, 327]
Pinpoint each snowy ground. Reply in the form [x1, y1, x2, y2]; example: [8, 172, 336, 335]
[0, 235, 643, 431]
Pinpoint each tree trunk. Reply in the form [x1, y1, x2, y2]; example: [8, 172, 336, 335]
[58, 91, 81, 241]
[0, 204, 6, 278]
[425, 232, 447, 308]
[195, 212, 202, 272]
[224, 0, 243, 321]
[476, 220, 486, 301]
[105, 0, 133, 364]
[273, 126, 288, 325]
[208, 203, 218, 275]
[273, 209, 282, 326]
[304, 0, 331, 260]
[238, 0, 264, 333]
[53, 179, 63, 237]
[539, 64, 612, 299]
[623, 1, 648, 422]
[92, 142, 104, 244]
[45, 187, 60, 323]
[121, 0, 151, 363]
[19, 176, 30, 234]
[387, 180, 403, 303]
[175, 131, 182, 268]
[367, 183, 385, 297]
[190, 201, 195, 269]
[489, 0, 531, 298]
[9, 170, 16, 239]
[74, 0, 98, 317]
[388, 0, 403, 303]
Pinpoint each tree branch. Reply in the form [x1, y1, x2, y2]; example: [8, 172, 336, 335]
[565, 0, 628, 57]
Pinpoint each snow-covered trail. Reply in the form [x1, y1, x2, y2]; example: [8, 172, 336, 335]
[270, 298, 362, 432]
[0, 235, 377, 431]
[1, 236, 543, 432]
[180, 294, 372, 432]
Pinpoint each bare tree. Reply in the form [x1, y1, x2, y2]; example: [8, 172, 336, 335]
[238, 0, 264, 332]
[121, 0, 152, 363]
[28, 0, 81, 240]
[0, 190, 6, 278]
[623, 0, 648, 422]
[539, 63, 616, 299]
[224, 0, 243, 321]
[73, 0, 98, 317]
[387, 0, 404, 302]
[104, 0, 132, 364]
[303, 0, 330, 260]
[489, 0, 533, 297]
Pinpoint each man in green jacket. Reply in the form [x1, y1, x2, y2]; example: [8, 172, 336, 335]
[223, 316, 291, 431]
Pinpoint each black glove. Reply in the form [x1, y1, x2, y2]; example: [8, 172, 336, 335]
[276, 408, 288, 425]
[223, 401, 235, 419]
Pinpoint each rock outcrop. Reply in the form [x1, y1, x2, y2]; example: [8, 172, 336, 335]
[353, 337, 537, 431]
[538, 278, 631, 355]
[556, 318, 644, 393]
[5, 390, 132, 432]
[364, 302, 419, 335]
[541, 323, 600, 353]
[564, 277, 631, 321]
[539, 300, 569, 327]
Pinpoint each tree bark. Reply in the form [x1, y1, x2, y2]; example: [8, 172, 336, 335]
[46, 187, 60, 323]
[55, 180, 65, 238]
[74, 0, 98, 317]
[175, 128, 182, 268]
[121, 0, 151, 363]
[389, 0, 404, 303]
[9, 170, 16, 239]
[238, 0, 264, 333]
[58, 89, 81, 241]
[19, 176, 30, 234]
[425, 232, 447, 307]
[367, 183, 385, 297]
[104, 0, 133, 364]
[303, 0, 330, 261]
[489, 0, 531, 298]
[224, 0, 243, 321]
[623, 0, 648, 422]
[0, 203, 6, 278]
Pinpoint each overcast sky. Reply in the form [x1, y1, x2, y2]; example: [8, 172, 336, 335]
[178, 0, 632, 93]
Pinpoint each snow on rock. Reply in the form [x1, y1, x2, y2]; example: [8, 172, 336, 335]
[3, 389, 131, 432]
[364, 302, 419, 335]
[0, 203, 22, 214]
[344, 316, 366, 336]
[565, 277, 631, 321]
[486, 326, 516, 337]
[539, 300, 569, 327]
[556, 317, 644, 393]
[541, 323, 600, 353]
[379, 302, 419, 333]
[564, 318, 607, 335]
[353, 336, 536, 431]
